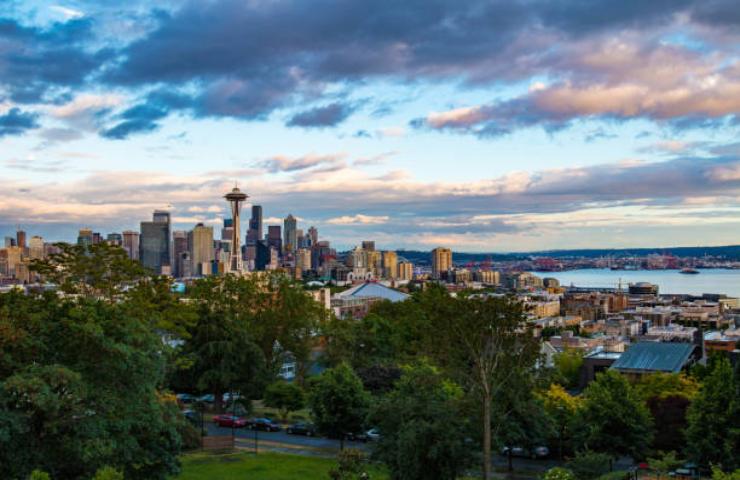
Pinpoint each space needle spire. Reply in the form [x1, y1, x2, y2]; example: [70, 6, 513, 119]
[224, 185, 248, 273]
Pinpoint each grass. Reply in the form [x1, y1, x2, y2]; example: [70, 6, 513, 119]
[176, 451, 389, 480]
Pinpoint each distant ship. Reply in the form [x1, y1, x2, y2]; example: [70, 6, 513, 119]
[680, 268, 700, 274]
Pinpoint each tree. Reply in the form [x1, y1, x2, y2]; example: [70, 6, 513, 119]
[554, 349, 584, 388]
[328, 449, 371, 480]
[264, 381, 306, 422]
[712, 467, 740, 480]
[308, 363, 369, 449]
[542, 467, 576, 480]
[635, 373, 698, 453]
[573, 370, 653, 461]
[647, 451, 683, 479]
[685, 357, 740, 471]
[428, 294, 540, 480]
[30, 242, 148, 301]
[369, 363, 475, 480]
[0, 292, 182, 479]
[566, 451, 612, 480]
[540, 384, 582, 459]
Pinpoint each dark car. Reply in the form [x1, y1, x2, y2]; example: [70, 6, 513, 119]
[346, 431, 369, 443]
[248, 417, 281, 432]
[500, 446, 549, 459]
[213, 414, 248, 428]
[286, 422, 317, 436]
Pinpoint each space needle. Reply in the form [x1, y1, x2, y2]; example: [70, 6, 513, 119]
[224, 185, 248, 273]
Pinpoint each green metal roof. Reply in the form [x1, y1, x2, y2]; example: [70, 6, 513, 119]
[611, 342, 694, 373]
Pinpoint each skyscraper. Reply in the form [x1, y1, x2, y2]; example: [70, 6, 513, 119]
[267, 225, 282, 254]
[172, 230, 188, 277]
[431, 247, 452, 279]
[16, 229, 26, 250]
[106, 233, 123, 246]
[362, 240, 375, 251]
[28, 236, 45, 260]
[307, 226, 318, 246]
[77, 228, 93, 248]
[140, 210, 171, 275]
[224, 186, 248, 272]
[284, 214, 297, 252]
[189, 223, 214, 275]
[122, 231, 140, 260]
[247, 205, 262, 244]
[382, 251, 398, 279]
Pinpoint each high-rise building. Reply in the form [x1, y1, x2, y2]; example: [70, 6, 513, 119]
[296, 248, 312, 272]
[382, 251, 398, 279]
[28, 236, 45, 260]
[172, 230, 188, 277]
[189, 223, 214, 275]
[366, 250, 382, 277]
[106, 233, 123, 246]
[307, 226, 318, 246]
[398, 261, 414, 281]
[283, 214, 297, 252]
[4, 237, 15, 248]
[77, 228, 94, 248]
[122, 231, 140, 260]
[247, 205, 263, 244]
[92, 232, 102, 245]
[140, 210, 171, 274]
[431, 247, 452, 279]
[5, 246, 22, 276]
[16, 230, 26, 250]
[362, 240, 375, 251]
[267, 225, 282, 255]
[224, 187, 248, 272]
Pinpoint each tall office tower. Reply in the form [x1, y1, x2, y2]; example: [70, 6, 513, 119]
[16, 229, 26, 250]
[122, 231, 140, 260]
[398, 261, 414, 281]
[382, 251, 398, 279]
[247, 205, 262, 244]
[189, 223, 214, 276]
[177, 251, 193, 278]
[92, 232, 102, 245]
[28, 236, 45, 260]
[311, 240, 334, 270]
[224, 187, 248, 273]
[347, 246, 366, 268]
[4, 237, 15, 248]
[296, 248, 312, 272]
[221, 217, 234, 241]
[362, 240, 375, 251]
[255, 239, 270, 271]
[106, 233, 123, 246]
[431, 247, 452, 279]
[140, 210, 171, 275]
[307, 226, 318, 246]
[267, 225, 282, 254]
[5, 246, 22, 276]
[295, 229, 304, 248]
[172, 230, 188, 277]
[366, 250, 382, 277]
[283, 214, 297, 252]
[77, 228, 94, 247]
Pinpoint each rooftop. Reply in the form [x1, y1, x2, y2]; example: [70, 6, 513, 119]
[334, 282, 410, 303]
[611, 341, 694, 374]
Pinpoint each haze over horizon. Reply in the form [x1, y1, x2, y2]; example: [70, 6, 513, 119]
[2, 0, 739, 251]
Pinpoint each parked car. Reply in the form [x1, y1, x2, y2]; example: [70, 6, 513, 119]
[346, 431, 369, 443]
[248, 417, 281, 432]
[176, 393, 196, 404]
[366, 428, 381, 441]
[197, 394, 215, 403]
[286, 422, 317, 436]
[500, 446, 549, 459]
[213, 414, 248, 428]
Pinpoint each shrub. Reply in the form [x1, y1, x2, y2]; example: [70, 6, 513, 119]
[542, 467, 575, 480]
[93, 467, 124, 480]
[566, 451, 612, 480]
[29, 471, 50, 480]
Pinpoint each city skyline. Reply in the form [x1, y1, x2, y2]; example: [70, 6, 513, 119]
[1, 1, 739, 251]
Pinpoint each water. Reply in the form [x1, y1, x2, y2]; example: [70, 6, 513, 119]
[530, 268, 740, 298]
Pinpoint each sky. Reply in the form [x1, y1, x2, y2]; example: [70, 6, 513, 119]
[0, 0, 739, 252]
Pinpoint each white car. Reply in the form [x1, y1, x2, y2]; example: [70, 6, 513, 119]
[366, 428, 381, 441]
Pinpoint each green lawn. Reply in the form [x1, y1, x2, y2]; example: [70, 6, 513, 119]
[176, 451, 389, 480]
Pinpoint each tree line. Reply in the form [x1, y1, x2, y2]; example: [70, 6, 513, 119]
[0, 244, 737, 479]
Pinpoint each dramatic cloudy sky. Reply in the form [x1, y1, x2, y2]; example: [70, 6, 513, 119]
[1, 0, 739, 251]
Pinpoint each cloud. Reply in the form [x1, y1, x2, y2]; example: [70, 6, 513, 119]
[50, 6, 85, 20]
[256, 154, 346, 173]
[0, 108, 40, 137]
[4, 157, 68, 173]
[287, 102, 357, 128]
[326, 214, 390, 225]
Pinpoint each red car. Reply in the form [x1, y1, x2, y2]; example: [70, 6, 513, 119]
[213, 414, 248, 428]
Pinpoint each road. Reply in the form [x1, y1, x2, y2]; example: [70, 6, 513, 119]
[204, 422, 565, 475]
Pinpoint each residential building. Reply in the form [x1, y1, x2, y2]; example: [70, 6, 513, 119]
[122, 231, 140, 261]
[431, 247, 452, 279]
[28, 236, 44, 260]
[398, 261, 413, 281]
[382, 250, 398, 279]
[77, 228, 93, 248]
[189, 223, 214, 275]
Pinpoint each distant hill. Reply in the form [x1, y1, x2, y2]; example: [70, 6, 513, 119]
[392, 245, 740, 265]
